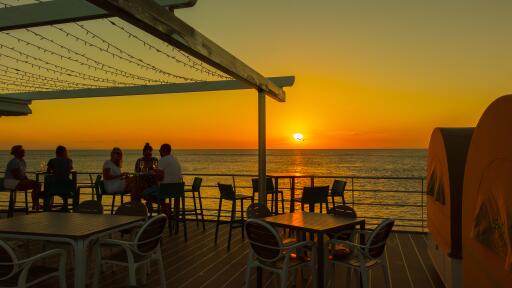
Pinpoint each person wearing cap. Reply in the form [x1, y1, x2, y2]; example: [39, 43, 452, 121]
[4, 145, 42, 210]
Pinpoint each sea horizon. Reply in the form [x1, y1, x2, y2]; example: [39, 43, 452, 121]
[0, 148, 428, 151]
[0, 148, 428, 178]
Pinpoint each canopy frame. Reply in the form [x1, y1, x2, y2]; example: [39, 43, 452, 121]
[0, 0, 290, 217]
[0, 0, 196, 31]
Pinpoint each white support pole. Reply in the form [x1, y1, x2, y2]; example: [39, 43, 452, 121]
[258, 90, 267, 204]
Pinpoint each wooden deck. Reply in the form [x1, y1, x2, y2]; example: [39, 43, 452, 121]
[16, 221, 444, 288]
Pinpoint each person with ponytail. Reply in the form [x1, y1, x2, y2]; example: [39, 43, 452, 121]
[134, 143, 159, 173]
[131, 143, 159, 201]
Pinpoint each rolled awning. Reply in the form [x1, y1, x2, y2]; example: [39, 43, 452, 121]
[0, 97, 31, 116]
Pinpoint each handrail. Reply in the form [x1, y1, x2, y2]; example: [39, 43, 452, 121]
[3, 171, 427, 232]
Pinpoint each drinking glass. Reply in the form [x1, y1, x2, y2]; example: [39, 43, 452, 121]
[139, 161, 145, 173]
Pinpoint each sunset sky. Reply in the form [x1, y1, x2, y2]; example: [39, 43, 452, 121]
[1, 0, 512, 149]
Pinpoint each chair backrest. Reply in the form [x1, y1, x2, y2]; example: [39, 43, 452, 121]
[328, 205, 357, 218]
[44, 174, 74, 196]
[251, 177, 275, 193]
[246, 203, 272, 219]
[331, 180, 347, 197]
[245, 219, 283, 262]
[191, 177, 202, 192]
[158, 182, 185, 199]
[115, 201, 148, 218]
[0, 178, 4, 190]
[218, 183, 236, 200]
[75, 200, 104, 214]
[134, 214, 168, 254]
[366, 219, 395, 259]
[94, 175, 104, 199]
[328, 205, 357, 240]
[0, 240, 17, 280]
[301, 186, 329, 204]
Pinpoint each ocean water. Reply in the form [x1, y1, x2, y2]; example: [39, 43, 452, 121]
[0, 149, 427, 177]
[0, 149, 428, 230]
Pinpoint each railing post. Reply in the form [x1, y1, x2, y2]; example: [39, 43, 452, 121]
[351, 177, 355, 207]
[290, 177, 295, 212]
[421, 178, 425, 232]
[257, 89, 267, 205]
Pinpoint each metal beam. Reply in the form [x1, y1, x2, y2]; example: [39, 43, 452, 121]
[0, 97, 31, 116]
[0, 76, 294, 101]
[85, 0, 286, 102]
[0, 0, 196, 31]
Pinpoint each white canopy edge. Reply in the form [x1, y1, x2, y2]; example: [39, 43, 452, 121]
[0, 76, 294, 101]
[0, 97, 32, 116]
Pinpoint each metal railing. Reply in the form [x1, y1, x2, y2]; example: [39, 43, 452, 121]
[3, 171, 427, 232]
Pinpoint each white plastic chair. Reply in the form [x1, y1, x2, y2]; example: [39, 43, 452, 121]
[244, 218, 317, 288]
[327, 219, 394, 288]
[0, 240, 67, 288]
[92, 214, 167, 288]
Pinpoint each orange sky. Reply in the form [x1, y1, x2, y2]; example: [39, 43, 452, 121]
[1, 0, 511, 149]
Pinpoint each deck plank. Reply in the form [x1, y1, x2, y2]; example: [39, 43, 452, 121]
[396, 233, 434, 288]
[409, 233, 445, 288]
[3, 221, 443, 288]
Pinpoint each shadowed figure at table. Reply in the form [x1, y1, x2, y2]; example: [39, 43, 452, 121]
[102, 147, 136, 197]
[142, 143, 183, 213]
[44, 145, 74, 210]
[132, 143, 159, 201]
[3, 145, 42, 210]
[134, 143, 159, 173]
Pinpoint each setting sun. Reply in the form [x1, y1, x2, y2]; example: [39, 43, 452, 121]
[293, 133, 304, 142]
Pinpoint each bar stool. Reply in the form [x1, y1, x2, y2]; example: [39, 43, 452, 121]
[0, 177, 29, 217]
[94, 175, 128, 214]
[329, 179, 347, 207]
[76, 173, 96, 202]
[251, 177, 285, 215]
[155, 182, 187, 241]
[184, 177, 205, 231]
[215, 183, 252, 250]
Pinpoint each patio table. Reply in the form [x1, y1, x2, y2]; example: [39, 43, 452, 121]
[262, 212, 365, 288]
[0, 212, 144, 288]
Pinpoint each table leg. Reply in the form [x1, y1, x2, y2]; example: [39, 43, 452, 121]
[317, 233, 325, 288]
[74, 239, 87, 288]
[359, 221, 366, 245]
[256, 266, 263, 288]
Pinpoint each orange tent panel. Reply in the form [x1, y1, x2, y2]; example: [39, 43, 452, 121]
[427, 128, 473, 259]
[463, 95, 512, 287]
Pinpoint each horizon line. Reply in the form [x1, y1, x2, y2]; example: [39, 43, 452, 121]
[0, 147, 428, 151]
